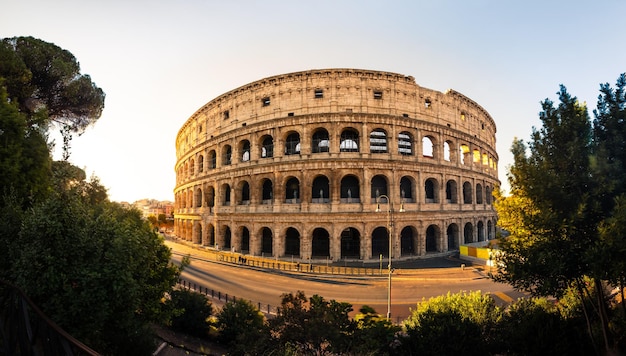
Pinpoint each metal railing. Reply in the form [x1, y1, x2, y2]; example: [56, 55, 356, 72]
[0, 280, 99, 356]
[178, 279, 279, 317]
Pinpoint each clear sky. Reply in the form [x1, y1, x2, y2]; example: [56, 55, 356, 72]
[2, 0, 625, 203]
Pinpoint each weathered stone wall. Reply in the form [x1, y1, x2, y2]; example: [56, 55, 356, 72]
[174, 68, 499, 261]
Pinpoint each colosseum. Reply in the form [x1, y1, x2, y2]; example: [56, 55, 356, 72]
[174, 68, 498, 262]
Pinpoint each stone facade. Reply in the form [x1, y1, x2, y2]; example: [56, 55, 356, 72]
[174, 69, 499, 261]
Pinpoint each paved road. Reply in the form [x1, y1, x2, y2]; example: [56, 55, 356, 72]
[165, 239, 524, 322]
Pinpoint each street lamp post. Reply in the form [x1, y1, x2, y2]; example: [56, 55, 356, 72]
[376, 194, 404, 321]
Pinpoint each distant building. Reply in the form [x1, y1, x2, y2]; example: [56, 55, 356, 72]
[174, 69, 499, 261]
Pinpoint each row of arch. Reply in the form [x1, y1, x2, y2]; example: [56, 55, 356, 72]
[177, 127, 497, 182]
[175, 219, 496, 260]
[176, 173, 494, 209]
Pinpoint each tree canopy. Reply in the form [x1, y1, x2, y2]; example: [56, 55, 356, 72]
[0, 37, 180, 355]
[494, 76, 626, 354]
[0, 36, 105, 159]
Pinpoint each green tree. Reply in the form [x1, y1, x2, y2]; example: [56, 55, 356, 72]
[0, 36, 105, 159]
[494, 82, 625, 354]
[269, 291, 356, 355]
[494, 298, 592, 355]
[0, 83, 51, 205]
[215, 298, 268, 355]
[168, 289, 213, 337]
[400, 291, 500, 355]
[12, 173, 182, 354]
[352, 305, 400, 356]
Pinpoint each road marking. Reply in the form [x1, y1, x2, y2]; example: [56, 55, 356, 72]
[493, 291, 514, 303]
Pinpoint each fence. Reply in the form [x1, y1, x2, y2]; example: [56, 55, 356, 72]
[0, 280, 100, 356]
[177, 278, 279, 317]
[173, 249, 390, 277]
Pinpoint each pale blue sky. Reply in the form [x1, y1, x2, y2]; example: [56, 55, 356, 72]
[2, 0, 624, 202]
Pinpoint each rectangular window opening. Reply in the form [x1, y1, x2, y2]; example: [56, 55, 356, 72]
[373, 91, 383, 99]
[223, 110, 230, 120]
[314, 89, 324, 98]
[262, 97, 270, 106]
[287, 112, 294, 116]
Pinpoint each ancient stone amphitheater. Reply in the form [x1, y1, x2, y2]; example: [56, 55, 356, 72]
[174, 69, 498, 261]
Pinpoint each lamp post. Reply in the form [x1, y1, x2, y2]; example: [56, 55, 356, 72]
[376, 194, 404, 321]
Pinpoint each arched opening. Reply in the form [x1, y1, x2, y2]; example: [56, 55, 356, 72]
[371, 175, 388, 199]
[476, 183, 483, 204]
[204, 186, 215, 208]
[285, 132, 301, 155]
[312, 129, 330, 153]
[459, 144, 470, 165]
[285, 227, 300, 257]
[473, 149, 481, 163]
[261, 227, 273, 255]
[486, 186, 493, 205]
[261, 136, 274, 158]
[312, 175, 330, 203]
[477, 221, 485, 241]
[222, 145, 232, 165]
[208, 150, 216, 169]
[340, 175, 360, 203]
[240, 140, 251, 162]
[443, 141, 451, 161]
[400, 176, 413, 202]
[240, 181, 250, 205]
[198, 155, 204, 172]
[422, 136, 434, 157]
[192, 221, 202, 244]
[311, 228, 330, 258]
[371, 226, 389, 258]
[463, 181, 473, 204]
[261, 179, 273, 203]
[340, 129, 359, 152]
[241, 227, 250, 253]
[425, 225, 439, 252]
[205, 224, 215, 246]
[400, 226, 415, 256]
[425, 178, 438, 203]
[224, 226, 232, 250]
[447, 224, 459, 250]
[398, 131, 413, 155]
[369, 128, 387, 153]
[464, 222, 473, 244]
[222, 184, 231, 206]
[340, 227, 360, 259]
[195, 187, 202, 207]
[285, 177, 300, 203]
[189, 159, 195, 176]
[488, 220, 494, 240]
[446, 180, 457, 203]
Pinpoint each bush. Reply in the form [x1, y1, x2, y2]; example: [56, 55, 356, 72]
[215, 298, 268, 355]
[169, 289, 213, 337]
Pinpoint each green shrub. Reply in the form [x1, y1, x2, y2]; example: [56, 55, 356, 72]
[168, 289, 213, 337]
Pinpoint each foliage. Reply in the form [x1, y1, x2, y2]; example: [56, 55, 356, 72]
[215, 298, 268, 355]
[493, 298, 592, 355]
[400, 309, 484, 356]
[10, 173, 182, 355]
[400, 291, 500, 354]
[352, 305, 401, 356]
[0, 84, 51, 206]
[0, 36, 105, 159]
[494, 76, 626, 354]
[268, 291, 356, 355]
[168, 289, 213, 337]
